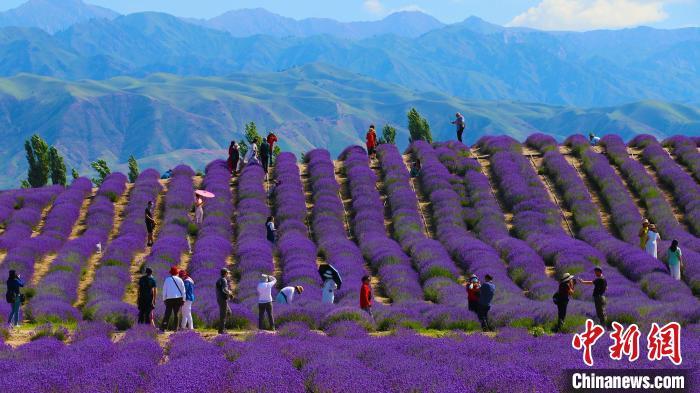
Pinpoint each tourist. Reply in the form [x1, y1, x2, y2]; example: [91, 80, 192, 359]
[137, 267, 157, 326]
[161, 169, 173, 180]
[667, 240, 683, 280]
[160, 266, 186, 332]
[410, 159, 422, 178]
[477, 275, 494, 331]
[260, 138, 271, 175]
[276, 285, 304, 305]
[244, 142, 259, 167]
[268, 179, 281, 199]
[216, 268, 234, 334]
[589, 133, 601, 146]
[360, 275, 373, 318]
[257, 274, 276, 331]
[646, 224, 660, 259]
[266, 216, 276, 244]
[145, 201, 156, 246]
[194, 195, 204, 226]
[179, 270, 195, 330]
[554, 273, 575, 332]
[366, 125, 377, 159]
[319, 263, 342, 304]
[5, 270, 24, 328]
[227, 141, 239, 175]
[266, 132, 278, 166]
[579, 268, 607, 328]
[466, 274, 480, 314]
[639, 219, 649, 250]
[452, 112, 466, 143]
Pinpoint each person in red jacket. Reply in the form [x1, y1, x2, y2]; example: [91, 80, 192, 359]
[365, 125, 377, 159]
[466, 274, 480, 314]
[360, 275, 373, 318]
[266, 132, 278, 167]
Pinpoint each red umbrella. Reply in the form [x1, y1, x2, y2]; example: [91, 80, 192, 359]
[195, 190, 215, 198]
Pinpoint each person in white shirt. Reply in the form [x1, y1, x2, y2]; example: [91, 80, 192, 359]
[160, 266, 186, 332]
[646, 224, 660, 258]
[276, 285, 304, 305]
[257, 274, 276, 331]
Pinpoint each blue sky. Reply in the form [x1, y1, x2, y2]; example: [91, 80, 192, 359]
[3, 0, 699, 29]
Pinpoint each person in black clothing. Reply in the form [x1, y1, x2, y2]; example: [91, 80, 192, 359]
[145, 201, 156, 246]
[228, 141, 240, 175]
[6, 270, 24, 327]
[266, 216, 276, 244]
[580, 267, 607, 328]
[216, 268, 234, 334]
[137, 267, 158, 326]
[554, 273, 575, 332]
[260, 139, 271, 176]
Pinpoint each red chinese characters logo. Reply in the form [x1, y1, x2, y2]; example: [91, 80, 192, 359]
[572, 319, 605, 366]
[609, 322, 640, 362]
[573, 319, 683, 366]
[647, 322, 682, 365]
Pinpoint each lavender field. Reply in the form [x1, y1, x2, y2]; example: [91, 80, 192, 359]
[1, 134, 699, 392]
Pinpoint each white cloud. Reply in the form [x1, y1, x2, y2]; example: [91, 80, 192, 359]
[508, 0, 670, 31]
[363, 0, 386, 14]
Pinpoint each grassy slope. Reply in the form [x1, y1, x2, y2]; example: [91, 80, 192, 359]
[0, 64, 699, 188]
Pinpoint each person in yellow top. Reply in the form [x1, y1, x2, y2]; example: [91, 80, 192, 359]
[639, 219, 649, 250]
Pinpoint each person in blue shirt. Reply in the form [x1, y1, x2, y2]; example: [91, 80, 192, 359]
[6, 270, 24, 327]
[477, 274, 495, 332]
[179, 270, 196, 330]
[589, 133, 601, 146]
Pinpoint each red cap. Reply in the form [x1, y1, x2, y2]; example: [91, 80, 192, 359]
[178, 270, 188, 279]
[169, 266, 179, 276]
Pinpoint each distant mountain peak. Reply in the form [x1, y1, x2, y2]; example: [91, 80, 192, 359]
[0, 0, 119, 33]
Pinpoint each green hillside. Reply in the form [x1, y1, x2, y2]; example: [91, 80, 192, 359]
[1, 64, 699, 188]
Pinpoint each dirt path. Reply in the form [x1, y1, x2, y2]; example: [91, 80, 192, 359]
[30, 253, 57, 287]
[470, 147, 515, 232]
[123, 179, 177, 305]
[369, 159, 397, 239]
[68, 192, 95, 240]
[627, 147, 691, 232]
[30, 202, 54, 238]
[560, 147, 615, 235]
[333, 161, 355, 240]
[73, 185, 135, 309]
[400, 153, 436, 238]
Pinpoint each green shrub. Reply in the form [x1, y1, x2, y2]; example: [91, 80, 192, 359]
[187, 222, 199, 237]
[30, 323, 69, 342]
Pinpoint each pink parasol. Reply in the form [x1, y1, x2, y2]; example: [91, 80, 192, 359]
[195, 190, 215, 198]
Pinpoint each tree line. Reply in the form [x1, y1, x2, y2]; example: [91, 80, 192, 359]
[20, 108, 432, 188]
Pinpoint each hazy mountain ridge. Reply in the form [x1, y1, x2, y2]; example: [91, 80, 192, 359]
[0, 0, 118, 33]
[0, 11, 699, 106]
[1, 64, 698, 188]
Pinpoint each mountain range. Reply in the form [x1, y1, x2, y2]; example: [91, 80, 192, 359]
[1, 63, 698, 188]
[0, 9, 699, 106]
[0, 0, 117, 33]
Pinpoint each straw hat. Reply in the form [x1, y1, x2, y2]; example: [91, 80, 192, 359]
[560, 273, 574, 283]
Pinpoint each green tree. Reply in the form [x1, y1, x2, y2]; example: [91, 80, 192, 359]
[238, 139, 249, 159]
[71, 168, 80, 180]
[381, 124, 397, 145]
[24, 134, 51, 188]
[244, 122, 260, 145]
[127, 155, 139, 183]
[90, 159, 111, 186]
[48, 146, 67, 186]
[407, 108, 433, 143]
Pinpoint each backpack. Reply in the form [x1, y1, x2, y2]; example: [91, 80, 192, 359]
[552, 292, 560, 305]
[6, 291, 15, 304]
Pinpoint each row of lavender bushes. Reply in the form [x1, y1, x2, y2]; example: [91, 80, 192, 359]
[2, 321, 698, 392]
[28, 173, 127, 322]
[83, 169, 163, 328]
